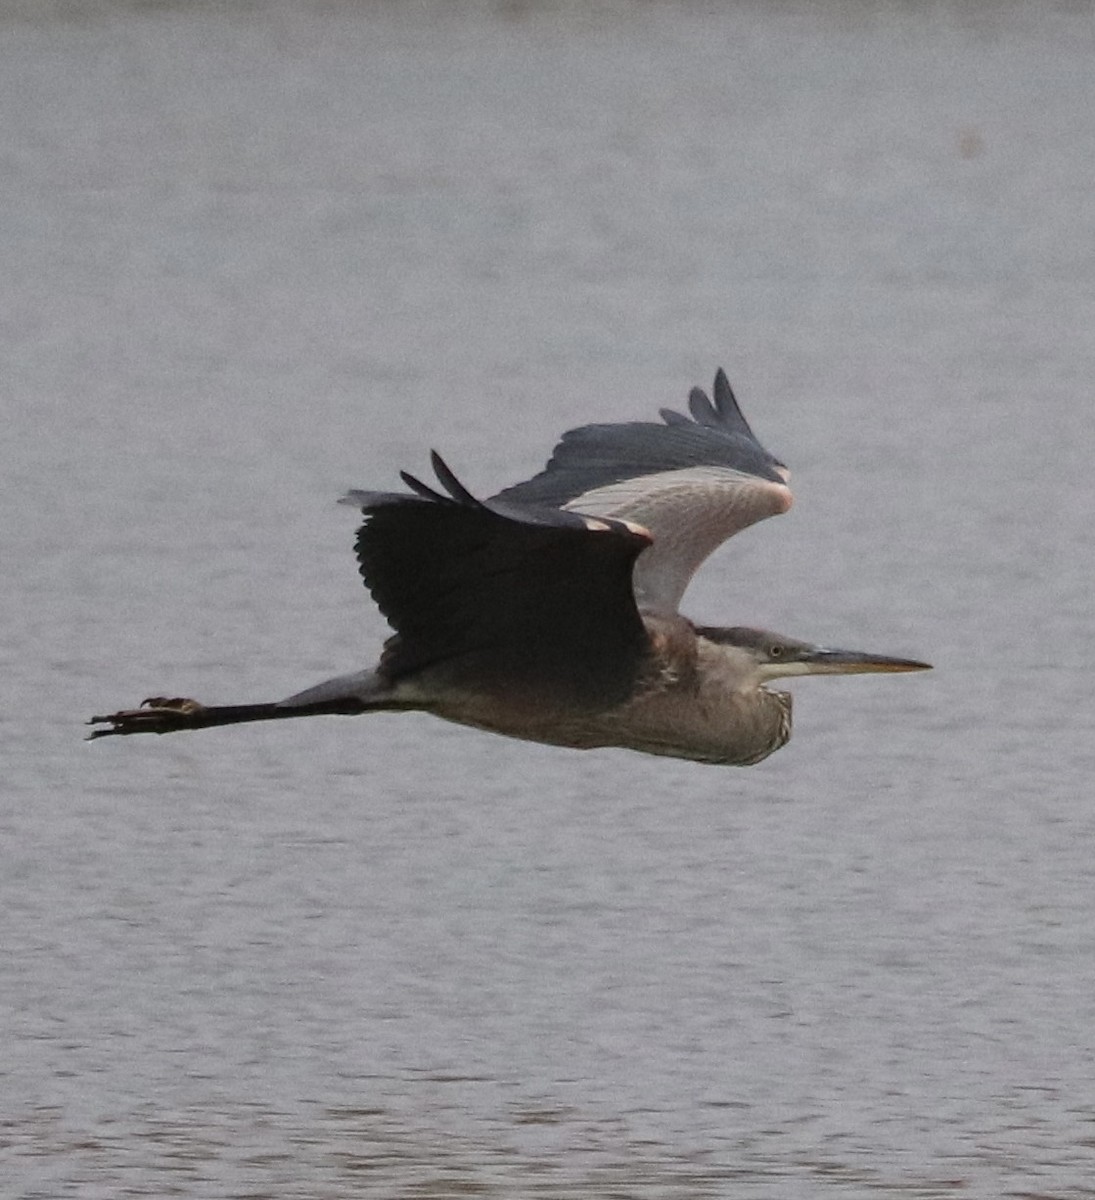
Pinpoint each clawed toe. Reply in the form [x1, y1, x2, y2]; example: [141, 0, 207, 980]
[86, 697, 207, 739]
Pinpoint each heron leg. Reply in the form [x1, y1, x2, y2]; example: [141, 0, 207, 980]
[87, 692, 373, 739]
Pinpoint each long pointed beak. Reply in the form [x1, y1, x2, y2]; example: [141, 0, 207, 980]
[799, 647, 932, 675]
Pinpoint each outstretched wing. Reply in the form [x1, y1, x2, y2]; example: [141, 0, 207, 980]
[342, 453, 653, 711]
[494, 369, 793, 615]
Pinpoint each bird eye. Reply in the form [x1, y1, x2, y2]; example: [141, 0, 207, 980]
[769, 644, 784, 658]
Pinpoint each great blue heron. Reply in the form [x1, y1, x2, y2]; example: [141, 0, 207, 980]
[89, 370, 929, 765]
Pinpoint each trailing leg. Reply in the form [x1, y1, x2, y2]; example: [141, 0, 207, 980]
[86, 693, 369, 739]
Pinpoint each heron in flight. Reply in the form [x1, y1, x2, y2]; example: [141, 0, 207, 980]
[89, 370, 929, 765]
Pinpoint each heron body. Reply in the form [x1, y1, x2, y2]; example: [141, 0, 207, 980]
[337, 615, 792, 766]
[90, 370, 929, 764]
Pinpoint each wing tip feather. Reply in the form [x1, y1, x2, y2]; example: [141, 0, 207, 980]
[429, 451, 481, 507]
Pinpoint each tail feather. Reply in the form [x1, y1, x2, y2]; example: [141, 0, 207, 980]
[277, 668, 389, 709]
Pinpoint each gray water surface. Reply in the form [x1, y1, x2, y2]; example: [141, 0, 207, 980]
[4, 2, 1095, 1196]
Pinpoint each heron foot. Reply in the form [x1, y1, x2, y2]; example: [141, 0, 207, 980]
[86, 697, 207, 739]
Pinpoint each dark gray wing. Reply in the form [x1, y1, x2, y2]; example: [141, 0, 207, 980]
[496, 369, 787, 507]
[341, 453, 653, 710]
[493, 370, 793, 615]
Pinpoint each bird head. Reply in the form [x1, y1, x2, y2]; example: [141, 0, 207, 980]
[698, 626, 931, 684]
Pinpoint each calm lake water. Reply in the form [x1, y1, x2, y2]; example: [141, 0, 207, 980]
[4, 1, 1095, 1196]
